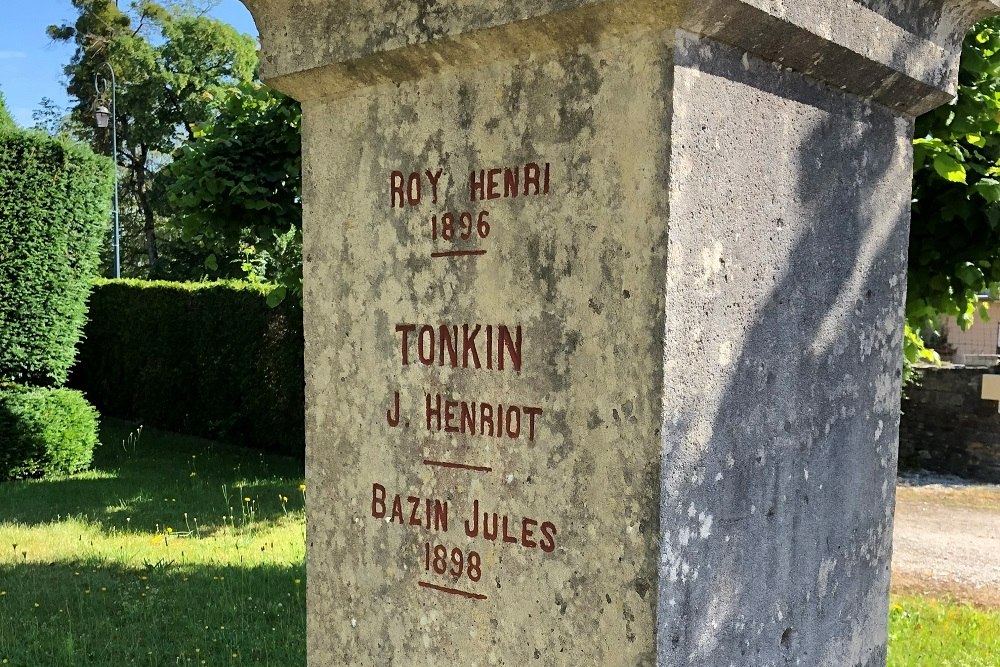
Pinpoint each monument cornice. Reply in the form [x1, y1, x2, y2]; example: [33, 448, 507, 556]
[244, 0, 999, 114]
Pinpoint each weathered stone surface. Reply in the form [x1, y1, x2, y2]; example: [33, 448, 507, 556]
[299, 33, 670, 665]
[240, 1, 998, 665]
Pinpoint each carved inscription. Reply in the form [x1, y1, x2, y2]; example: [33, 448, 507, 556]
[376, 160, 556, 600]
[389, 162, 550, 258]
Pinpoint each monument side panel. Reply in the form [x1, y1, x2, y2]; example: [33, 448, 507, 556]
[303, 30, 673, 666]
[657, 33, 912, 666]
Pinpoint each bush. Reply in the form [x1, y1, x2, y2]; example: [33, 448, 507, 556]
[71, 280, 304, 455]
[0, 131, 114, 386]
[0, 387, 100, 479]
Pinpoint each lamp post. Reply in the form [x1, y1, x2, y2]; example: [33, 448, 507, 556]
[94, 62, 120, 279]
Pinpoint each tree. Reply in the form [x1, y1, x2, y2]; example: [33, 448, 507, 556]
[0, 88, 15, 131]
[909, 17, 1000, 359]
[48, 0, 256, 276]
[167, 82, 302, 302]
[31, 98, 74, 137]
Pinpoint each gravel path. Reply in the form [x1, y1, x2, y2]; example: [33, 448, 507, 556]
[891, 474, 1000, 605]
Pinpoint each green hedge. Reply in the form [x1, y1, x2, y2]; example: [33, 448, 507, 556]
[0, 387, 100, 479]
[0, 131, 114, 386]
[71, 280, 304, 455]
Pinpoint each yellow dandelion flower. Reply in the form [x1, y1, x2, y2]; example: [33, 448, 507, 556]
[244, 497, 252, 502]
[166, 527, 173, 534]
[298, 484, 306, 491]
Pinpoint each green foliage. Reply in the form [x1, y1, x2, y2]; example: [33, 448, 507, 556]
[167, 83, 302, 301]
[0, 88, 15, 132]
[910, 18, 1000, 335]
[71, 280, 304, 455]
[31, 98, 77, 137]
[0, 131, 114, 386]
[49, 0, 257, 276]
[0, 387, 100, 479]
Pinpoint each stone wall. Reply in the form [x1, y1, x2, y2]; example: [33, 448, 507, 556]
[899, 366, 1000, 482]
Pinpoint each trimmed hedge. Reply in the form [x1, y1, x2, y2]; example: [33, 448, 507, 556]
[71, 280, 304, 455]
[0, 387, 100, 479]
[0, 130, 114, 386]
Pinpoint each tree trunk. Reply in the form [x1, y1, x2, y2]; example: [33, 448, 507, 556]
[133, 147, 158, 274]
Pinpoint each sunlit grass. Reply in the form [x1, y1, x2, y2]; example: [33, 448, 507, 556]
[888, 595, 1000, 666]
[0, 419, 305, 666]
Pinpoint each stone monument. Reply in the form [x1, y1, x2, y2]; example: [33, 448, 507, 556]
[241, 1, 998, 664]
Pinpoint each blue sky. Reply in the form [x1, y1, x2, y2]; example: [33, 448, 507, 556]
[0, 0, 259, 127]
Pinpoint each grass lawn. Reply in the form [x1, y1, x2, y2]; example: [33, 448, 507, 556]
[2, 420, 997, 666]
[888, 595, 1000, 667]
[0, 419, 305, 666]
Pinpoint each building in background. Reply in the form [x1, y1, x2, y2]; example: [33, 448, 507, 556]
[941, 299, 1000, 366]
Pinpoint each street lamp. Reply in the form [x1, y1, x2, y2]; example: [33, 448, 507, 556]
[95, 105, 111, 129]
[94, 63, 120, 279]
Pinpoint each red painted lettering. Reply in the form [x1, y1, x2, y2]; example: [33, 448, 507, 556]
[503, 167, 519, 198]
[390, 171, 405, 208]
[408, 496, 422, 526]
[395, 324, 416, 365]
[487, 168, 502, 200]
[521, 518, 538, 548]
[501, 515, 518, 544]
[439, 325, 458, 367]
[390, 496, 404, 524]
[540, 522, 557, 553]
[418, 325, 435, 365]
[445, 399, 459, 433]
[423, 393, 542, 441]
[407, 172, 421, 205]
[469, 169, 486, 201]
[524, 162, 540, 196]
[464, 499, 479, 538]
[425, 168, 443, 204]
[426, 393, 442, 431]
[497, 325, 522, 372]
[372, 483, 386, 518]
[462, 324, 482, 369]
